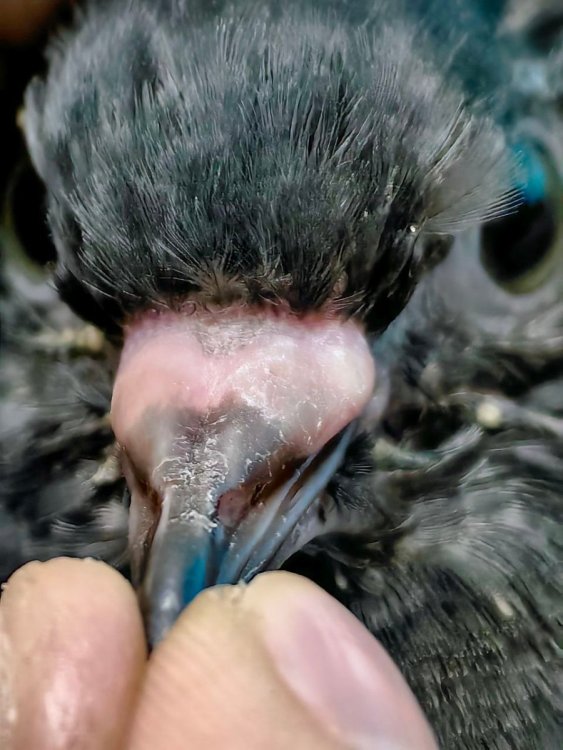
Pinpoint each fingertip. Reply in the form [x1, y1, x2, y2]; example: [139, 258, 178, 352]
[244, 572, 438, 749]
[128, 572, 436, 750]
[3, 557, 134, 606]
[0, 558, 146, 750]
[127, 577, 337, 749]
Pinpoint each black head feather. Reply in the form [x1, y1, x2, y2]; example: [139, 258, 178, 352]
[24, 0, 516, 333]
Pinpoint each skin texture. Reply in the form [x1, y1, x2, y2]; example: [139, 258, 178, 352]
[0, 561, 437, 750]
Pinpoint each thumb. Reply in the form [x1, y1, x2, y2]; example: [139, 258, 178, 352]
[127, 571, 437, 750]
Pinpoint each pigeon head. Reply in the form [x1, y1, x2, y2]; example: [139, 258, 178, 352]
[5, 0, 561, 745]
[21, 0, 523, 642]
[21, 0, 560, 678]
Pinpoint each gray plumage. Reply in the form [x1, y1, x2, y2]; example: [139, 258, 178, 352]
[1, 1, 562, 747]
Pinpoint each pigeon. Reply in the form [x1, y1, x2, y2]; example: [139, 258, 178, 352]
[1, 0, 562, 747]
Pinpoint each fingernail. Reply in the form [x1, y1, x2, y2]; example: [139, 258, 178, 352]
[249, 574, 437, 750]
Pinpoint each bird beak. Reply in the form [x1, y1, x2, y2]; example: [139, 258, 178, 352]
[135, 424, 354, 645]
[111, 307, 375, 645]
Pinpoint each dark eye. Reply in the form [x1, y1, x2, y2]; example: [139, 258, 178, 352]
[480, 144, 561, 293]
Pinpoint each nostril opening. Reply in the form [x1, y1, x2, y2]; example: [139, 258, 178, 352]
[216, 487, 252, 529]
[121, 449, 158, 508]
[215, 455, 309, 530]
[216, 475, 276, 529]
[138, 495, 162, 582]
[120, 448, 165, 581]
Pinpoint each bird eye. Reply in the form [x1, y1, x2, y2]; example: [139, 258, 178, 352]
[480, 144, 561, 293]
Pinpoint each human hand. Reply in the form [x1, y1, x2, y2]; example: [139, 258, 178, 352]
[0, 560, 437, 749]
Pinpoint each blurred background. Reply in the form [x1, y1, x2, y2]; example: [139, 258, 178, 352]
[1, 1, 71, 272]
[0, 1, 128, 582]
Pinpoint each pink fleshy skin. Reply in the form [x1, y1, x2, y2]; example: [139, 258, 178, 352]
[112, 307, 376, 466]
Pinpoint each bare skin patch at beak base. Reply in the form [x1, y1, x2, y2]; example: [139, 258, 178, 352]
[112, 307, 375, 463]
[110, 306, 375, 642]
